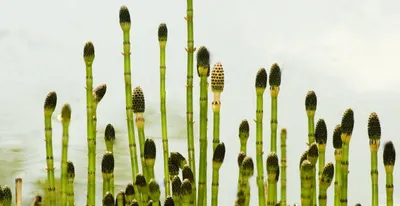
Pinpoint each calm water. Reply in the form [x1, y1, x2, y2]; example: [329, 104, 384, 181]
[1, 1, 400, 205]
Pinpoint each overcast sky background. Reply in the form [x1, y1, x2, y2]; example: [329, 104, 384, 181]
[1, 0, 400, 205]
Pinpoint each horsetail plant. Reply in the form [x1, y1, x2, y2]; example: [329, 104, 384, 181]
[67, 161, 75, 206]
[269, 63, 281, 153]
[181, 179, 193, 206]
[368, 112, 381, 206]
[136, 174, 148, 206]
[332, 124, 342, 206]
[158, 22, 171, 198]
[280, 128, 287, 206]
[300, 160, 313, 205]
[3, 186, 11, 206]
[241, 156, 254, 206]
[144, 138, 157, 181]
[164, 196, 175, 206]
[211, 62, 224, 151]
[315, 118, 327, 179]
[119, 5, 140, 186]
[239, 120, 250, 153]
[237, 152, 246, 191]
[170, 152, 187, 169]
[149, 180, 161, 206]
[83, 41, 96, 206]
[92, 83, 107, 142]
[169, 157, 180, 181]
[305, 90, 317, 144]
[132, 86, 148, 179]
[0, 186, 4, 205]
[125, 183, 135, 204]
[211, 142, 226, 206]
[172, 176, 182, 206]
[340, 108, 354, 205]
[266, 152, 279, 206]
[102, 152, 115, 197]
[182, 165, 195, 204]
[184, 2, 197, 203]
[43, 91, 57, 206]
[318, 162, 334, 206]
[105, 124, 116, 153]
[196, 46, 210, 206]
[103, 192, 114, 206]
[307, 142, 319, 206]
[116, 191, 126, 206]
[255, 68, 268, 206]
[383, 141, 396, 206]
[60, 104, 71, 206]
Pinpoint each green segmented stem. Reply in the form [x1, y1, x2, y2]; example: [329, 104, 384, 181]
[212, 100, 221, 151]
[120, 6, 140, 188]
[307, 116, 315, 144]
[185, 0, 196, 204]
[83, 41, 96, 206]
[197, 73, 209, 206]
[385, 171, 393, 206]
[116, 191, 125, 206]
[102, 174, 110, 198]
[280, 129, 287, 206]
[159, 25, 171, 198]
[334, 149, 342, 206]
[301, 160, 313, 206]
[370, 147, 378, 206]
[383, 141, 396, 206]
[318, 189, 327, 206]
[44, 92, 57, 206]
[266, 153, 279, 206]
[211, 169, 220, 206]
[60, 104, 71, 206]
[67, 161, 75, 206]
[135, 112, 148, 180]
[256, 89, 266, 205]
[306, 116, 316, 206]
[341, 141, 349, 206]
[270, 95, 278, 153]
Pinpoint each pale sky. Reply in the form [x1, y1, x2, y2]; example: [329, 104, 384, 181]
[1, 0, 399, 205]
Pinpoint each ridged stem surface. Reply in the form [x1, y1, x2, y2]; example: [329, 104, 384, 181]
[185, 2, 197, 204]
[270, 96, 278, 153]
[280, 131, 287, 206]
[122, 30, 140, 187]
[110, 173, 114, 196]
[102, 174, 110, 197]
[136, 117, 148, 180]
[267, 179, 276, 206]
[307, 115, 316, 206]
[211, 168, 220, 206]
[44, 115, 56, 206]
[318, 147, 326, 179]
[301, 179, 312, 206]
[67, 178, 74, 206]
[386, 171, 393, 206]
[318, 189, 327, 206]
[212, 104, 220, 151]
[341, 141, 349, 206]
[334, 150, 342, 206]
[197, 75, 208, 206]
[85, 63, 95, 206]
[255, 94, 266, 206]
[159, 45, 171, 197]
[61, 119, 70, 206]
[371, 150, 378, 206]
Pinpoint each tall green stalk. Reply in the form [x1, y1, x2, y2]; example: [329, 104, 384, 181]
[67, 161, 75, 206]
[119, 5, 140, 186]
[315, 119, 327, 179]
[280, 128, 287, 206]
[340, 108, 354, 206]
[239, 120, 250, 153]
[185, 2, 196, 203]
[43, 91, 57, 206]
[305, 90, 317, 205]
[241, 156, 254, 206]
[332, 124, 342, 206]
[255, 68, 267, 206]
[269, 63, 281, 153]
[211, 143, 225, 206]
[301, 160, 313, 206]
[383, 141, 396, 206]
[196, 46, 210, 206]
[368, 112, 381, 206]
[158, 22, 171, 198]
[211, 62, 224, 151]
[60, 104, 71, 206]
[307, 143, 319, 206]
[132, 86, 148, 179]
[266, 152, 279, 206]
[318, 163, 334, 206]
[83, 41, 96, 206]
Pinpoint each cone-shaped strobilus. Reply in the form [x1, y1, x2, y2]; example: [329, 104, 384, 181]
[119, 5, 140, 188]
[144, 138, 157, 181]
[149, 180, 161, 206]
[67, 161, 75, 206]
[211, 142, 226, 206]
[241, 156, 254, 206]
[182, 164, 195, 204]
[255, 68, 268, 206]
[211, 62, 225, 151]
[132, 86, 148, 179]
[318, 162, 334, 206]
[43, 91, 57, 206]
[181, 179, 193, 206]
[103, 192, 114, 206]
[239, 120, 250, 153]
[315, 118, 327, 179]
[280, 128, 287, 206]
[340, 108, 354, 205]
[158, 22, 171, 198]
[383, 141, 396, 206]
[125, 183, 135, 204]
[170, 152, 187, 170]
[102, 151, 115, 197]
[268, 63, 281, 153]
[60, 104, 71, 206]
[172, 176, 182, 205]
[136, 173, 149, 206]
[368, 112, 381, 206]
[116, 191, 126, 206]
[332, 124, 342, 206]
[236, 151, 246, 191]
[266, 152, 279, 206]
[105, 124, 116, 153]
[83, 41, 96, 206]
[196, 46, 210, 206]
